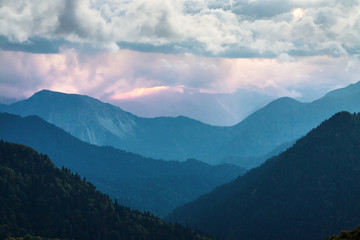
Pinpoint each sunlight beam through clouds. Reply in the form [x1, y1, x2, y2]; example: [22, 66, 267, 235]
[291, 8, 305, 21]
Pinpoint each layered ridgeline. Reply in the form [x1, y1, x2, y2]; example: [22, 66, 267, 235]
[0, 141, 214, 240]
[216, 81, 360, 166]
[0, 113, 244, 217]
[167, 112, 360, 240]
[0, 90, 232, 163]
[2, 82, 360, 168]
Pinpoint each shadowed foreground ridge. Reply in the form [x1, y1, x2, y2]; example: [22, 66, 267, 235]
[167, 111, 360, 240]
[327, 226, 360, 240]
[0, 141, 214, 240]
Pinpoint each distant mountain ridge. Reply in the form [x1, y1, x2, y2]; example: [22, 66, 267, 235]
[0, 113, 244, 216]
[0, 90, 138, 146]
[0, 90, 232, 162]
[212, 81, 360, 165]
[167, 111, 360, 240]
[1, 82, 360, 168]
[113, 89, 273, 126]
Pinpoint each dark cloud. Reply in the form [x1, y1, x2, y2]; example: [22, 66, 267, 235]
[134, 3, 180, 40]
[56, 0, 87, 37]
[232, 1, 293, 20]
[0, 36, 62, 54]
[56, 0, 105, 41]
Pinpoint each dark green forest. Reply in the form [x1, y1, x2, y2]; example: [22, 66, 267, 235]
[327, 226, 360, 240]
[0, 141, 214, 240]
[5, 235, 61, 240]
[167, 111, 360, 240]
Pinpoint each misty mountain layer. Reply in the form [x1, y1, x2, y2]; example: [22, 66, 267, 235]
[1, 82, 360, 168]
[0, 113, 244, 216]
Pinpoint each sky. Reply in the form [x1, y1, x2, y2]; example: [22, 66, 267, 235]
[0, 0, 360, 124]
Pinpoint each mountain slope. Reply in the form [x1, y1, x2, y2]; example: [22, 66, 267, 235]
[213, 81, 360, 161]
[327, 226, 360, 240]
[167, 111, 360, 240]
[0, 141, 214, 240]
[0, 90, 232, 162]
[0, 113, 244, 217]
[2, 82, 360, 168]
[0, 90, 138, 146]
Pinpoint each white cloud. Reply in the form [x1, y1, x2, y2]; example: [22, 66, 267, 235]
[0, 0, 61, 42]
[0, 0, 359, 57]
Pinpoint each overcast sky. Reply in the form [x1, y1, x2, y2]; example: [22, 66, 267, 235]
[0, 0, 359, 103]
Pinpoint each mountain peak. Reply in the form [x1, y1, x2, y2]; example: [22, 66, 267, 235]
[323, 81, 360, 99]
[266, 96, 301, 107]
[30, 89, 91, 101]
[33, 89, 52, 94]
[31, 89, 67, 97]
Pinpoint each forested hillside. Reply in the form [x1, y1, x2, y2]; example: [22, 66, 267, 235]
[168, 112, 360, 240]
[327, 226, 360, 240]
[0, 141, 213, 240]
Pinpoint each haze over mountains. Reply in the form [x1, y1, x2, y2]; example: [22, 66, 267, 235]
[0, 113, 244, 216]
[113, 88, 274, 126]
[0, 90, 232, 162]
[167, 111, 360, 240]
[2, 82, 360, 169]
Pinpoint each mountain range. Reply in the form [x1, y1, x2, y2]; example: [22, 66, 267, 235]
[1, 82, 360, 169]
[0, 141, 214, 240]
[0, 90, 232, 162]
[113, 88, 273, 126]
[217, 82, 360, 163]
[167, 111, 360, 240]
[0, 113, 244, 216]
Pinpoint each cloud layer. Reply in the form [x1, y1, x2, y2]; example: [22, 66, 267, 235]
[1, 0, 359, 125]
[1, 0, 359, 57]
[1, 49, 359, 101]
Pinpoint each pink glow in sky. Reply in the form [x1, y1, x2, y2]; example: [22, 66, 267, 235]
[111, 86, 172, 100]
[1, 0, 360, 108]
[0, 49, 359, 103]
[1, 0, 360, 125]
